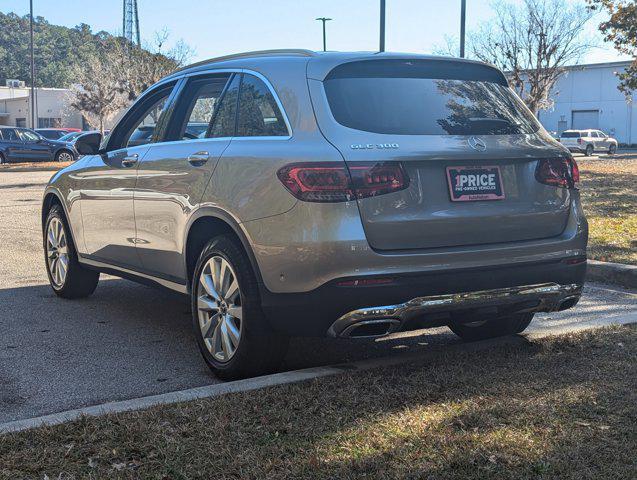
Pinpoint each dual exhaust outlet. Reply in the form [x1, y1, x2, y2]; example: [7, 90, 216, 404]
[328, 283, 582, 339]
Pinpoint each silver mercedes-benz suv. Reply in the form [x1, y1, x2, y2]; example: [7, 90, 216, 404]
[42, 50, 587, 379]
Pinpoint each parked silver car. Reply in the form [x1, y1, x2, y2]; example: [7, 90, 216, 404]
[42, 51, 587, 379]
[559, 129, 618, 156]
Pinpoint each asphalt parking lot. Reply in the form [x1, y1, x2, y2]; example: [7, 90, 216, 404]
[1, 168, 636, 424]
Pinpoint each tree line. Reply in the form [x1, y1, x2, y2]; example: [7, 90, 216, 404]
[0, 12, 192, 132]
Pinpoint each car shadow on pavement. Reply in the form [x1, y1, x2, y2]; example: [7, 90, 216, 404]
[0, 277, 462, 423]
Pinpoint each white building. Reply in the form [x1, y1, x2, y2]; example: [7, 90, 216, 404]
[0, 80, 84, 129]
[537, 61, 636, 145]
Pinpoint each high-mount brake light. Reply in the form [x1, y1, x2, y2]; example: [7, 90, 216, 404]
[277, 162, 409, 203]
[535, 157, 580, 189]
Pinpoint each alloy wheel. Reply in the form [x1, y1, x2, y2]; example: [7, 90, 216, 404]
[57, 151, 73, 162]
[197, 255, 243, 362]
[46, 217, 69, 288]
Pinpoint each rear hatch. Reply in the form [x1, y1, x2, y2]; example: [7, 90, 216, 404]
[308, 57, 571, 251]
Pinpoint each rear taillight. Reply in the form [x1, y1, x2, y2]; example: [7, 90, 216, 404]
[535, 157, 580, 189]
[277, 162, 409, 202]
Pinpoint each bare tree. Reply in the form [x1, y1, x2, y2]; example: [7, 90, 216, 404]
[69, 43, 128, 135]
[471, 0, 594, 115]
[432, 34, 460, 57]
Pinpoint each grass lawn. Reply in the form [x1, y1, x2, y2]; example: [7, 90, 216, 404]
[578, 153, 637, 265]
[1, 325, 635, 479]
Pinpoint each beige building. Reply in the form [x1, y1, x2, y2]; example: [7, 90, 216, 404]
[0, 80, 84, 129]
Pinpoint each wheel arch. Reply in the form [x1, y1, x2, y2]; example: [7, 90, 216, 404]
[184, 208, 264, 292]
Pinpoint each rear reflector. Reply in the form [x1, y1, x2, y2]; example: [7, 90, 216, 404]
[277, 162, 409, 202]
[535, 157, 580, 189]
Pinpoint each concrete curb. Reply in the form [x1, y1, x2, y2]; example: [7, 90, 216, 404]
[0, 336, 527, 435]
[587, 259, 637, 290]
[2, 311, 636, 435]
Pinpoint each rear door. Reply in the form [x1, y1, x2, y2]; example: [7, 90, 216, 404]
[133, 73, 236, 281]
[17, 129, 52, 161]
[0, 128, 23, 161]
[309, 58, 571, 251]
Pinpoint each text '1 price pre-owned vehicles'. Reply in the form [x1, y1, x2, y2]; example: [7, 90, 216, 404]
[42, 51, 587, 379]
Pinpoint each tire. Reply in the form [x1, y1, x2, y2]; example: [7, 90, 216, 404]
[449, 313, 534, 342]
[191, 235, 289, 380]
[0, 152, 6, 164]
[585, 144, 594, 156]
[44, 204, 99, 298]
[608, 144, 617, 155]
[55, 149, 75, 163]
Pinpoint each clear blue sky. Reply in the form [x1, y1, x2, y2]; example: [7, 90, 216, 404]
[3, 0, 629, 65]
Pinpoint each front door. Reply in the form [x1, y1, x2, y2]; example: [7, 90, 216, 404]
[134, 73, 237, 282]
[77, 81, 177, 269]
[17, 129, 52, 161]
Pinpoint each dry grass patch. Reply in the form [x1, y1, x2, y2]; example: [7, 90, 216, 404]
[0, 161, 72, 172]
[578, 155, 637, 265]
[1, 325, 635, 479]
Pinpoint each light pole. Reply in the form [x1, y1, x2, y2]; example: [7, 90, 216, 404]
[315, 17, 332, 52]
[379, 0, 386, 52]
[459, 0, 466, 58]
[29, 0, 36, 129]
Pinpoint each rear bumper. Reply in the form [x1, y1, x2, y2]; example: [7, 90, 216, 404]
[260, 257, 586, 336]
[328, 282, 581, 338]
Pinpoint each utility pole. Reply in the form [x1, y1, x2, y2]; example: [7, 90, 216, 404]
[29, 0, 36, 129]
[315, 17, 332, 51]
[379, 0, 386, 52]
[459, 0, 466, 58]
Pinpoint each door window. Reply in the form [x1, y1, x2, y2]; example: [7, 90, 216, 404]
[0, 128, 19, 141]
[166, 74, 231, 141]
[236, 74, 288, 137]
[589, 131, 598, 138]
[106, 82, 176, 151]
[209, 75, 241, 138]
[18, 129, 40, 142]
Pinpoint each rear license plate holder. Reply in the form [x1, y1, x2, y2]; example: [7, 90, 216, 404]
[446, 166, 505, 202]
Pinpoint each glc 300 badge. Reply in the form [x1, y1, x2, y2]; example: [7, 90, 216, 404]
[350, 143, 399, 150]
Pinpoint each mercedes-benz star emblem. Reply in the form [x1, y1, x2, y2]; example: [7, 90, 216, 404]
[468, 136, 487, 152]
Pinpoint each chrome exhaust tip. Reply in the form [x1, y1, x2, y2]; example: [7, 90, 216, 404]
[339, 319, 400, 338]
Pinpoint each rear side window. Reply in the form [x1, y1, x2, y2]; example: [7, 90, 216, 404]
[560, 131, 581, 138]
[323, 59, 539, 136]
[165, 74, 231, 141]
[209, 74, 241, 138]
[236, 74, 288, 137]
[1, 129, 19, 141]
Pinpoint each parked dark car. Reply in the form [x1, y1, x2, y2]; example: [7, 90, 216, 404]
[36, 128, 81, 140]
[0, 127, 77, 163]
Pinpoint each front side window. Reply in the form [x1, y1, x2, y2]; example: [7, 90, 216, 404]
[236, 74, 288, 137]
[106, 82, 176, 151]
[18, 129, 40, 142]
[324, 59, 540, 135]
[126, 96, 171, 148]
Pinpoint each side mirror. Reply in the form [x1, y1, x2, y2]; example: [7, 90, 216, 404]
[75, 133, 103, 155]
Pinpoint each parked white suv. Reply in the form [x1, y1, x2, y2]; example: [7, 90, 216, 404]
[559, 129, 618, 156]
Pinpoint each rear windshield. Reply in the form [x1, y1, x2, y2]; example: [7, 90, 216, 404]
[560, 131, 582, 138]
[323, 59, 540, 136]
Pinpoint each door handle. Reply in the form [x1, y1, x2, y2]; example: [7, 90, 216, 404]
[121, 154, 139, 167]
[187, 151, 210, 166]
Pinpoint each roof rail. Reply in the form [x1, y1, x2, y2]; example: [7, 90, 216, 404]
[174, 49, 317, 73]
